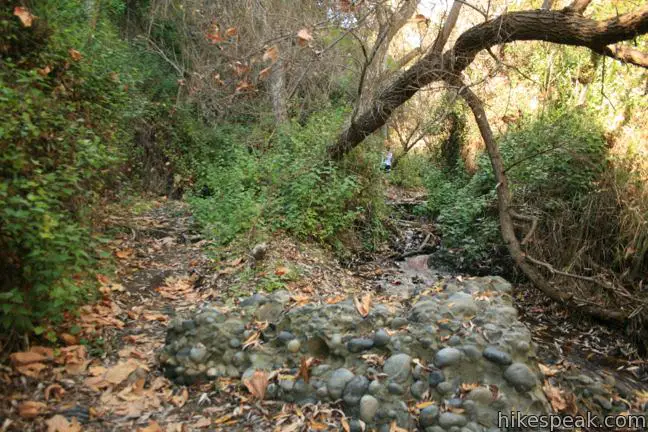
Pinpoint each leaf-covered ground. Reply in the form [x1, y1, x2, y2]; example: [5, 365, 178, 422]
[1, 199, 647, 431]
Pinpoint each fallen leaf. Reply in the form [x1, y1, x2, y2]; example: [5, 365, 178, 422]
[416, 401, 435, 409]
[297, 357, 311, 383]
[137, 420, 164, 432]
[235, 80, 254, 93]
[325, 295, 346, 304]
[233, 61, 250, 76]
[171, 387, 189, 407]
[14, 6, 35, 27]
[296, 28, 313, 46]
[44, 384, 66, 401]
[225, 27, 238, 37]
[19, 401, 47, 418]
[340, 417, 351, 432]
[310, 421, 328, 430]
[275, 266, 289, 276]
[104, 359, 142, 385]
[68, 49, 83, 61]
[538, 363, 560, 377]
[243, 369, 269, 400]
[16, 362, 47, 378]
[354, 293, 371, 317]
[390, 420, 408, 432]
[114, 248, 133, 259]
[259, 66, 272, 80]
[46, 415, 82, 432]
[543, 382, 567, 412]
[60, 333, 78, 346]
[37, 65, 52, 76]
[142, 312, 168, 322]
[10, 350, 49, 365]
[263, 46, 279, 63]
[192, 417, 212, 428]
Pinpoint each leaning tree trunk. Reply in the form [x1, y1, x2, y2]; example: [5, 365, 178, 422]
[451, 77, 627, 323]
[329, 5, 648, 160]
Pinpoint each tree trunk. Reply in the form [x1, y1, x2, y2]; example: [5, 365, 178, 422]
[452, 78, 628, 324]
[329, 6, 648, 159]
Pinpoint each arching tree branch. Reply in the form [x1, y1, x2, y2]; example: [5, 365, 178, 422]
[330, 4, 648, 159]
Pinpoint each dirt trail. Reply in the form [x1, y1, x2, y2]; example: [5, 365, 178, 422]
[2, 197, 647, 431]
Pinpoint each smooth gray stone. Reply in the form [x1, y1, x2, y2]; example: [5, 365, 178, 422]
[347, 338, 374, 353]
[277, 331, 295, 343]
[287, 339, 301, 353]
[387, 382, 405, 395]
[390, 317, 408, 329]
[228, 338, 241, 349]
[343, 376, 369, 405]
[435, 347, 462, 367]
[467, 387, 493, 404]
[240, 293, 266, 307]
[373, 328, 391, 347]
[360, 395, 379, 422]
[482, 346, 512, 365]
[368, 379, 382, 395]
[411, 380, 429, 400]
[420, 404, 439, 427]
[328, 368, 355, 400]
[438, 413, 468, 428]
[189, 344, 207, 363]
[428, 369, 445, 387]
[383, 353, 412, 383]
[504, 363, 537, 391]
[594, 395, 612, 410]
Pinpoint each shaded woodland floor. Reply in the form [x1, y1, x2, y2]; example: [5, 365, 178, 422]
[2, 194, 647, 431]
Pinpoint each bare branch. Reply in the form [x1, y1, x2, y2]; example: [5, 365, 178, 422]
[431, 0, 464, 54]
[564, 0, 594, 15]
[595, 44, 648, 69]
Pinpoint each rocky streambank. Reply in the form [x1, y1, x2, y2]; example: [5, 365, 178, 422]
[160, 266, 551, 431]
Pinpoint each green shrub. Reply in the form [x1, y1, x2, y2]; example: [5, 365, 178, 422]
[186, 108, 387, 250]
[424, 106, 606, 273]
[0, 2, 172, 332]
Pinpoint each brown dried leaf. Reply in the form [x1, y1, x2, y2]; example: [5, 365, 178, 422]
[275, 266, 289, 276]
[542, 382, 567, 412]
[225, 27, 238, 37]
[233, 61, 250, 76]
[44, 384, 66, 401]
[19, 401, 47, 418]
[104, 359, 141, 385]
[263, 46, 279, 63]
[538, 363, 560, 377]
[296, 357, 311, 383]
[235, 80, 254, 93]
[243, 369, 269, 400]
[354, 293, 371, 317]
[10, 350, 48, 365]
[16, 362, 47, 378]
[390, 420, 408, 432]
[325, 295, 346, 304]
[137, 420, 164, 432]
[192, 417, 212, 428]
[68, 49, 83, 61]
[46, 415, 82, 432]
[171, 387, 189, 407]
[60, 333, 78, 346]
[296, 28, 313, 46]
[37, 65, 52, 76]
[259, 66, 272, 80]
[14, 7, 35, 27]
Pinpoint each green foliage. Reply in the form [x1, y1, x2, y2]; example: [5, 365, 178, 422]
[185, 108, 386, 250]
[389, 153, 427, 188]
[424, 106, 606, 273]
[0, 2, 174, 332]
